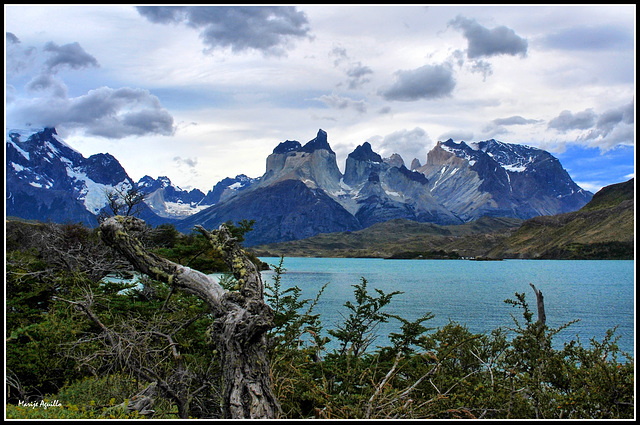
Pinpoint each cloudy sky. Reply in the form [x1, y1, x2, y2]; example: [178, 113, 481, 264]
[5, 5, 635, 193]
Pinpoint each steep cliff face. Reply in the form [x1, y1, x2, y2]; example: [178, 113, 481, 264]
[179, 131, 462, 242]
[177, 179, 361, 246]
[417, 139, 592, 221]
[351, 169, 419, 228]
[342, 142, 461, 226]
[260, 129, 343, 195]
[264, 140, 302, 180]
[6, 127, 172, 226]
[176, 130, 362, 244]
[418, 141, 497, 221]
[6, 128, 133, 225]
[343, 142, 384, 187]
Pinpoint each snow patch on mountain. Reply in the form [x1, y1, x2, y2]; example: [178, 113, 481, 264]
[9, 141, 30, 160]
[164, 201, 211, 216]
[6, 127, 594, 238]
[503, 164, 527, 173]
[11, 162, 25, 172]
[66, 166, 131, 214]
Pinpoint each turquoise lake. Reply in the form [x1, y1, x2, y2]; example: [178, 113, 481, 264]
[258, 257, 635, 356]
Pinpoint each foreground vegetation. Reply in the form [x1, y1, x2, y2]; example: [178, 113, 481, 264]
[5, 219, 634, 419]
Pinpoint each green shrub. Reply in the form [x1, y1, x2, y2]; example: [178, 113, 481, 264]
[55, 374, 139, 408]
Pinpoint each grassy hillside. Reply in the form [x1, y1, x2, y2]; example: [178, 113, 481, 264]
[581, 178, 634, 212]
[487, 179, 634, 259]
[251, 216, 523, 258]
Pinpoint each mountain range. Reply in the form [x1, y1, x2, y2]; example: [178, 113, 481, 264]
[253, 178, 633, 260]
[6, 127, 594, 246]
[6, 127, 255, 226]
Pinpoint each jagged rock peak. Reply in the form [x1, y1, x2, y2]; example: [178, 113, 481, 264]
[137, 175, 172, 188]
[300, 129, 334, 154]
[272, 129, 334, 155]
[273, 140, 302, 154]
[410, 158, 422, 170]
[29, 127, 58, 140]
[384, 153, 405, 168]
[348, 141, 383, 162]
[8, 127, 79, 158]
[137, 175, 157, 187]
[397, 165, 429, 185]
[441, 138, 472, 149]
[158, 176, 172, 186]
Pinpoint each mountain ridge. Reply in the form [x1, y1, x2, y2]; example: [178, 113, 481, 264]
[6, 127, 597, 246]
[177, 129, 592, 243]
[252, 179, 633, 260]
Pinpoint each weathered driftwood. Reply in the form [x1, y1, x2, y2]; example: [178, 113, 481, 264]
[100, 381, 156, 417]
[529, 283, 546, 326]
[99, 216, 280, 419]
[124, 381, 157, 416]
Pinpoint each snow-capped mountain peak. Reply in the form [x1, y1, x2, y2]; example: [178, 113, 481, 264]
[6, 127, 134, 225]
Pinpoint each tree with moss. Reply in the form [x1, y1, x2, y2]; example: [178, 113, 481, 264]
[98, 216, 280, 419]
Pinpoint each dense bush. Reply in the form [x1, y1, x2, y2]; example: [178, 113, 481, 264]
[263, 273, 634, 419]
[5, 220, 634, 419]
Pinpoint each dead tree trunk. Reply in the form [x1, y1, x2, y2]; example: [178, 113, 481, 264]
[121, 381, 157, 416]
[529, 283, 546, 326]
[99, 216, 280, 419]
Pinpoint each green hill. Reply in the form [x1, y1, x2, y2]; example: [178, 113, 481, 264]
[580, 178, 634, 212]
[487, 178, 634, 259]
[251, 216, 523, 258]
